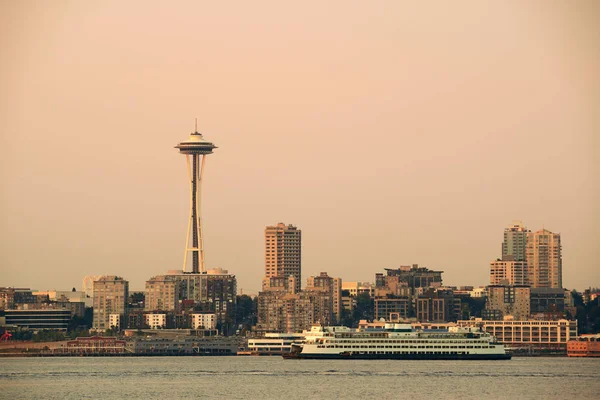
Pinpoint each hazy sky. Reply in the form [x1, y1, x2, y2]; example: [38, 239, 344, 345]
[1, 1, 598, 293]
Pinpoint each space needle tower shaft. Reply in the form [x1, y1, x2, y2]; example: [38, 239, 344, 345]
[175, 126, 217, 273]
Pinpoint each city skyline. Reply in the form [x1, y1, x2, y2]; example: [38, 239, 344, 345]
[1, 2, 598, 293]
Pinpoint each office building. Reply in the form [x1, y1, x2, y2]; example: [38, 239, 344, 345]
[527, 229, 562, 288]
[4, 309, 70, 330]
[265, 223, 302, 293]
[92, 276, 129, 332]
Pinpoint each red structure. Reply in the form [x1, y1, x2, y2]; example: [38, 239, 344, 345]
[567, 335, 600, 357]
[0, 331, 12, 341]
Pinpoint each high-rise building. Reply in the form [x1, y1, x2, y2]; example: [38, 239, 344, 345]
[382, 265, 443, 295]
[490, 222, 529, 286]
[502, 222, 529, 261]
[374, 297, 411, 321]
[485, 285, 531, 320]
[145, 275, 179, 311]
[415, 289, 458, 322]
[306, 272, 342, 323]
[490, 260, 528, 285]
[144, 269, 236, 328]
[265, 223, 302, 293]
[527, 229, 562, 288]
[175, 126, 217, 273]
[256, 290, 332, 333]
[262, 275, 297, 294]
[92, 276, 128, 331]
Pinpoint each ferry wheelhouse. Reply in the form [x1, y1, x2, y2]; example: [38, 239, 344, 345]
[244, 333, 305, 355]
[284, 323, 511, 360]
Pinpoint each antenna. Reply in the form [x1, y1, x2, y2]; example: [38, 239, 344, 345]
[195, 118, 198, 133]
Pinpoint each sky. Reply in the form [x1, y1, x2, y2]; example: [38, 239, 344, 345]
[1, 1, 598, 294]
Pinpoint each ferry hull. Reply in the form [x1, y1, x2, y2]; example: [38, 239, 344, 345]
[284, 353, 511, 360]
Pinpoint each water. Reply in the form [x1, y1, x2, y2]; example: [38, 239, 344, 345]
[1, 357, 599, 399]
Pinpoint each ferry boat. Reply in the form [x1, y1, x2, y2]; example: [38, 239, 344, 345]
[244, 333, 305, 356]
[567, 334, 600, 357]
[283, 323, 511, 360]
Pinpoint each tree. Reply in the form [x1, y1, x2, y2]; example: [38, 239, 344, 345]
[571, 290, 600, 334]
[353, 293, 374, 324]
[339, 305, 354, 327]
[461, 296, 486, 319]
[129, 292, 145, 306]
[235, 295, 257, 331]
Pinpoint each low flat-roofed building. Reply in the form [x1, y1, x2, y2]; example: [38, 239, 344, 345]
[128, 336, 238, 355]
[457, 318, 577, 351]
[145, 313, 167, 329]
[4, 309, 70, 330]
[13, 301, 85, 318]
[191, 313, 216, 330]
[108, 313, 123, 330]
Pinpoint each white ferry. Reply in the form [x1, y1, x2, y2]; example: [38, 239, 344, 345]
[284, 323, 511, 360]
[243, 333, 305, 355]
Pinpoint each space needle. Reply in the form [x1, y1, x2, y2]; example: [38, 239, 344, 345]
[175, 123, 217, 273]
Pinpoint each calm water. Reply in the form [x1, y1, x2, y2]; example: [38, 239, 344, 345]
[1, 357, 599, 399]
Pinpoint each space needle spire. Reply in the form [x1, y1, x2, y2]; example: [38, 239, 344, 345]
[175, 124, 217, 273]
